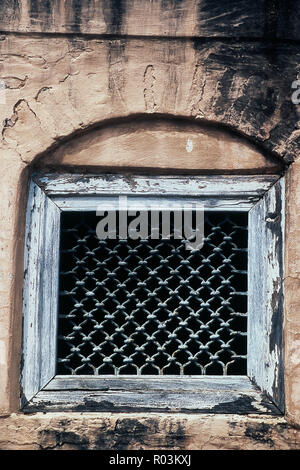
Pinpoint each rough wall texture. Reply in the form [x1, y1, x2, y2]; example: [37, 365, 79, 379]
[1, 413, 300, 451]
[0, 0, 299, 450]
[1, 36, 300, 163]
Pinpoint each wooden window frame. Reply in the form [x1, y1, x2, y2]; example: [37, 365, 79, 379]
[21, 173, 285, 414]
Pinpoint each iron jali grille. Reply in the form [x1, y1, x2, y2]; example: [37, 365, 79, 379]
[57, 209, 248, 376]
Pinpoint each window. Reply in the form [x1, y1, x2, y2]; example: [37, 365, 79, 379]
[57, 211, 248, 377]
[21, 173, 284, 414]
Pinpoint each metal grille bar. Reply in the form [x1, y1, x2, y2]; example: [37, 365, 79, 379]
[57, 211, 248, 375]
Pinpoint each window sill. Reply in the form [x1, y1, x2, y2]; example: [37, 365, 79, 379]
[23, 375, 282, 415]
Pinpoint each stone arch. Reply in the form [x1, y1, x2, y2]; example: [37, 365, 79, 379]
[32, 115, 284, 174]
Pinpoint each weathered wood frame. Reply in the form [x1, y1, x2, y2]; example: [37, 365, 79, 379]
[21, 173, 285, 414]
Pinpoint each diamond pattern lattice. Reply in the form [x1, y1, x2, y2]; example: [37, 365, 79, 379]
[57, 211, 248, 375]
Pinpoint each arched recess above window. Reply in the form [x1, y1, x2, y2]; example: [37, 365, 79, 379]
[36, 117, 284, 174]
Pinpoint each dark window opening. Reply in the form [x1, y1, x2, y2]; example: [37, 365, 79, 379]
[56, 211, 248, 376]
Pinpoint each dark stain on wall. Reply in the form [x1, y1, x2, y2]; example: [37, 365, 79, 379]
[65, 0, 97, 34]
[29, 0, 52, 29]
[102, 0, 125, 35]
[196, 0, 264, 37]
[112, 419, 154, 449]
[163, 421, 187, 449]
[265, 0, 300, 41]
[0, 0, 20, 22]
[190, 41, 292, 148]
[39, 418, 187, 450]
[110, 0, 125, 35]
[161, 0, 184, 8]
[244, 423, 274, 447]
[95, 418, 187, 450]
[161, 0, 185, 31]
[264, 0, 279, 39]
[277, 0, 300, 40]
[39, 429, 90, 450]
[29, 0, 39, 19]
[71, 0, 82, 32]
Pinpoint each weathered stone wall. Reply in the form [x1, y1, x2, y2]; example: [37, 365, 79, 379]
[0, 0, 299, 449]
[1, 35, 300, 163]
[1, 413, 300, 450]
